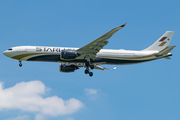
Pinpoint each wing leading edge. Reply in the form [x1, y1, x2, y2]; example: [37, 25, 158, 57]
[76, 23, 127, 60]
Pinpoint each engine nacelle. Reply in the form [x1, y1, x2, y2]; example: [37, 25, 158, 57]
[59, 63, 79, 73]
[60, 50, 79, 60]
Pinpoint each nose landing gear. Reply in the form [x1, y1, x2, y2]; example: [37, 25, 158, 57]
[19, 60, 22, 67]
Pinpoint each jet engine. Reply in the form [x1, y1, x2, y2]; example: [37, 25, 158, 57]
[59, 63, 79, 73]
[60, 50, 80, 60]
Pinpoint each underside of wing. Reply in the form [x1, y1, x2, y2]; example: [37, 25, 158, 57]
[76, 23, 127, 60]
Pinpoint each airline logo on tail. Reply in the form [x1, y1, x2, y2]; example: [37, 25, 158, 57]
[159, 37, 169, 41]
[159, 37, 170, 47]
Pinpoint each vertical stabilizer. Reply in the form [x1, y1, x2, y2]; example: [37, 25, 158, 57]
[144, 31, 175, 51]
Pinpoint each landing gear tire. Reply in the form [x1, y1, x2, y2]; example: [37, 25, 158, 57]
[19, 63, 22, 67]
[89, 72, 93, 77]
[85, 60, 94, 77]
[85, 62, 90, 67]
[85, 69, 89, 74]
[90, 65, 94, 69]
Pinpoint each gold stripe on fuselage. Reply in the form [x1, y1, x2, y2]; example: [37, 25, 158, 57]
[97, 54, 154, 60]
[12, 53, 59, 60]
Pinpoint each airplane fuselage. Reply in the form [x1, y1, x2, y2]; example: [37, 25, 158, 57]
[3, 46, 162, 66]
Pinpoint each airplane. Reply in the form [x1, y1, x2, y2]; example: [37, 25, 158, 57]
[3, 23, 176, 77]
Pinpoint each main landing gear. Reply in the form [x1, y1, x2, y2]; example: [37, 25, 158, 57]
[19, 60, 22, 67]
[84, 56, 94, 77]
[84, 62, 94, 77]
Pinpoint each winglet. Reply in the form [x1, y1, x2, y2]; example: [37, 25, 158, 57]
[121, 22, 127, 27]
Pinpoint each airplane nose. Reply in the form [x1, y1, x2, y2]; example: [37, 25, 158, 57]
[3, 51, 8, 56]
[3, 50, 11, 57]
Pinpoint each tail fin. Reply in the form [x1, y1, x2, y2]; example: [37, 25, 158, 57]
[143, 31, 175, 51]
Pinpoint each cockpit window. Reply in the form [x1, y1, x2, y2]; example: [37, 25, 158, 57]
[8, 48, 13, 50]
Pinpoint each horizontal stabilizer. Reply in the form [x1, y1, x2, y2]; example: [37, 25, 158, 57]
[163, 56, 171, 59]
[155, 46, 176, 57]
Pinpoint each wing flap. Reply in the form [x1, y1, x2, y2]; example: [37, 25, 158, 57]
[94, 65, 116, 70]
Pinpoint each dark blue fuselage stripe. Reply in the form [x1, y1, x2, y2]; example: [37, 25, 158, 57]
[27, 54, 156, 65]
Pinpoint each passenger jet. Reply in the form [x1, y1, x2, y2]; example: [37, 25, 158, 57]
[3, 23, 176, 76]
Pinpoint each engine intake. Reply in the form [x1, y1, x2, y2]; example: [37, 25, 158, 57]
[60, 63, 79, 73]
[60, 50, 79, 60]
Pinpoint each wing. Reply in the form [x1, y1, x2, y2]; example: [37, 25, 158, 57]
[76, 23, 127, 60]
